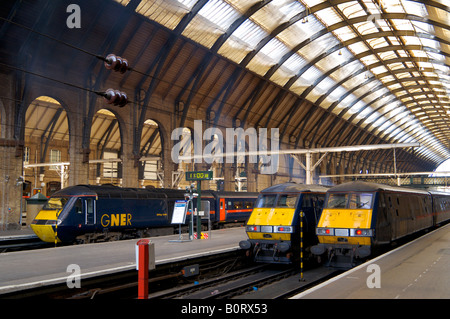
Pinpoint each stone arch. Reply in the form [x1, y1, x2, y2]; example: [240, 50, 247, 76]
[138, 118, 165, 187]
[90, 108, 125, 186]
[23, 95, 70, 195]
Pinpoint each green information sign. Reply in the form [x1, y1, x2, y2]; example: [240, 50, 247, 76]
[185, 171, 213, 181]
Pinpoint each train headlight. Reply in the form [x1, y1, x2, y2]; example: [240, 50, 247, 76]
[246, 225, 260, 232]
[316, 228, 334, 236]
[274, 226, 293, 233]
[351, 229, 373, 236]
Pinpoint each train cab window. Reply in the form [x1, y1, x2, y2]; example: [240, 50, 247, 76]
[349, 193, 373, 209]
[327, 194, 348, 209]
[75, 198, 82, 214]
[43, 197, 69, 210]
[256, 195, 277, 208]
[327, 193, 373, 209]
[277, 194, 298, 208]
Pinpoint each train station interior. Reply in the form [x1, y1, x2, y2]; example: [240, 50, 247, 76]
[0, 0, 449, 231]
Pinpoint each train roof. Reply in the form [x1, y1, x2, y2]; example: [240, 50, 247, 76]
[260, 182, 329, 194]
[51, 185, 168, 199]
[51, 185, 259, 199]
[327, 181, 430, 195]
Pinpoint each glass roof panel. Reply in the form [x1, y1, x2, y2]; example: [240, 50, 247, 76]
[278, 18, 324, 48]
[136, 0, 191, 30]
[260, 37, 291, 62]
[127, 0, 450, 164]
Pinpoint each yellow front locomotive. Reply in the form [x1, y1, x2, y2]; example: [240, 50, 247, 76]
[239, 183, 327, 264]
[311, 181, 440, 268]
[311, 185, 374, 268]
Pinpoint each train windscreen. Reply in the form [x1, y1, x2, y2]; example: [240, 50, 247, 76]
[42, 197, 70, 210]
[276, 194, 298, 208]
[256, 194, 299, 208]
[326, 193, 373, 209]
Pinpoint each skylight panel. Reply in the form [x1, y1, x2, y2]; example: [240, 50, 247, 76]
[198, 0, 240, 32]
[391, 19, 414, 31]
[373, 116, 387, 128]
[365, 112, 379, 124]
[354, 21, 379, 35]
[315, 76, 336, 94]
[302, 66, 323, 84]
[315, 7, 343, 27]
[331, 26, 354, 43]
[283, 53, 308, 72]
[260, 38, 291, 63]
[177, 0, 197, 10]
[301, 0, 325, 8]
[347, 42, 369, 55]
[231, 19, 268, 49]
[402, 1, 428, 17]
[338, 1, 366, 19]
[382, 0, 405, 13]
[275, 0, 306, 21]
[328, 86, 348, 102]
[348, 100, 365, 114]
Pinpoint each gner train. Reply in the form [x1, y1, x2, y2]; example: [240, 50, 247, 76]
[311, 181, 450, 268]
[30, 185, 257, 244]
[239, 183, 328, 264]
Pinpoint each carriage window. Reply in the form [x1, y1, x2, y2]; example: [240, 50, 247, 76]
[233, 201, 243, 209]
[277, 194, 298, 208]
[256, 195, 277, 208]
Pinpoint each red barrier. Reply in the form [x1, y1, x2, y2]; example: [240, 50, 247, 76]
[137, 239, 150, 299]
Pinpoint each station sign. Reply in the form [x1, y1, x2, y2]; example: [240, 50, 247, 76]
[185, 170, 213, 181]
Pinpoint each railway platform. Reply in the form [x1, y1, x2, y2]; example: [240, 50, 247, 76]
[0, 228, 37, 241]
[0, 227, 247, 295]
[292, 223, 450, 299]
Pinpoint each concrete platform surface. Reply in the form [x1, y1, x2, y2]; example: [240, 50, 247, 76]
[0, 227, 247, 294]
[292, 223, 450, 299]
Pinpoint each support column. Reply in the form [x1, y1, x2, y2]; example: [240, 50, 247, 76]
[0, 142, 23, 230]
[68, 145, 89, 186]
[223, 163, 235, 191]
[246, 166, 257, 192]
[121, 151, 139, 188]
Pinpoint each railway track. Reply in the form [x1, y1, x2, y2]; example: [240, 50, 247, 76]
[0, 236, 53, 253]
[149, 264, 339, 299]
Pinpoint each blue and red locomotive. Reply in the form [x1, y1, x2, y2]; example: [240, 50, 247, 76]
[31, 184, 257, 244]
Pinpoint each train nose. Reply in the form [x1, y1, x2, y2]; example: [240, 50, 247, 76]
[30, 223, 60, 243]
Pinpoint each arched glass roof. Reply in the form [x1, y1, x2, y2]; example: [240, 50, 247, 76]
[115, 0, 449, 164]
